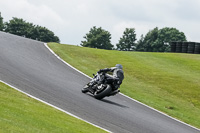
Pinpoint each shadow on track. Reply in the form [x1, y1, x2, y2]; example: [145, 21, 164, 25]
[84, 93, 128, 108]
[101, 99, 129, 109]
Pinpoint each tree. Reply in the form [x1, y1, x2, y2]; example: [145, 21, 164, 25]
[34, 25, 60, 42]
[137, 27, 187, 52]
[81, 26, 113, 50]
[0, 12, 4, 31]
[156, 27, 186, 52]
[116, 28, 137, 51]
[4, 17, 60, 43]
[136, 34, 144, 51]
[4, 17, 31, 37]
[140, 27, 159, 52]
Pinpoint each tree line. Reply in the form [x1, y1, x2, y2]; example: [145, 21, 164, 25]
[0, 12, 60, 43]
[81, 26, 187, 52]
[1, 12, 187, 51]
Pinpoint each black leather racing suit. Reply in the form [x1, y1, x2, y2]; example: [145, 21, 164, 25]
[99, 67, 124, 90]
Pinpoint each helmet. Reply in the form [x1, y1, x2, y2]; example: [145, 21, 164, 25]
[115, 64, 123, 69]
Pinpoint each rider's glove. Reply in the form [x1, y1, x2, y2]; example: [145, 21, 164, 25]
[97, 69, 103, 73]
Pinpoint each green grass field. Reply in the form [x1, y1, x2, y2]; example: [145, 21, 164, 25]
[48, 42, 200, 129]
[0, 82, 106, 133]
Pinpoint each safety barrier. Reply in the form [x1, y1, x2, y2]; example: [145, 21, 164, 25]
[170, 42, 200, 54]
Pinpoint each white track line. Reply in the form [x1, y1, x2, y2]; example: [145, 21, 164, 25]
[44, 43, 200, 132]
[0, 79, 111, 133]
[120, 93, 200, 131]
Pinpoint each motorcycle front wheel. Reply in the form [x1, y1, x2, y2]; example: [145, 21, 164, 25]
[82, 85, 89, 93]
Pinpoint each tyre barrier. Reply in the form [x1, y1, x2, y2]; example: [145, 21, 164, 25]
[175, 42, 182, 53]
[181, 42, 188, 53]
[170, 41, 200, 54]
[170, 42, 176, 52]
[194, 43, 200, 54]
[187, 42, 195, 54]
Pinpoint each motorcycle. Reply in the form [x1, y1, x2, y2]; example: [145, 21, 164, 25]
[81, 72, 120, 100]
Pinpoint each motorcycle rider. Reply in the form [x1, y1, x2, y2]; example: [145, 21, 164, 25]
[97, 64, 124, 94]
[82, 64, 124, 95]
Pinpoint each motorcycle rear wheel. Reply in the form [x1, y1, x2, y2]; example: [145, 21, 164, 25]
[94, 85, 112, 100]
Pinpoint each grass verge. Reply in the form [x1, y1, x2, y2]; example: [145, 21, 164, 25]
[48, 42, 200, 129]
[0, 82, 107, 133]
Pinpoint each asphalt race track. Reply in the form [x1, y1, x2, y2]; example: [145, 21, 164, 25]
[0, 31, 199, 133]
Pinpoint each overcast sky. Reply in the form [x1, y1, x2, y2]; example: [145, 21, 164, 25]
[1, 0, 200, 46]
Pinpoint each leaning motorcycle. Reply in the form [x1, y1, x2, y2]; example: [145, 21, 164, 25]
[81, 72, 120, 100]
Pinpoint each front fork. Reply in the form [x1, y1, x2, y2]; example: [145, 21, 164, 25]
[87, 82, 97, 94]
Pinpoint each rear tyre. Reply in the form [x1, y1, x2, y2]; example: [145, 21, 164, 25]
[94, 85, 112, 100]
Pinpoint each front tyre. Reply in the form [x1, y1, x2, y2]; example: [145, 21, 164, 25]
[94, 85, 112, 100]
[82, 85, 89, 93]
